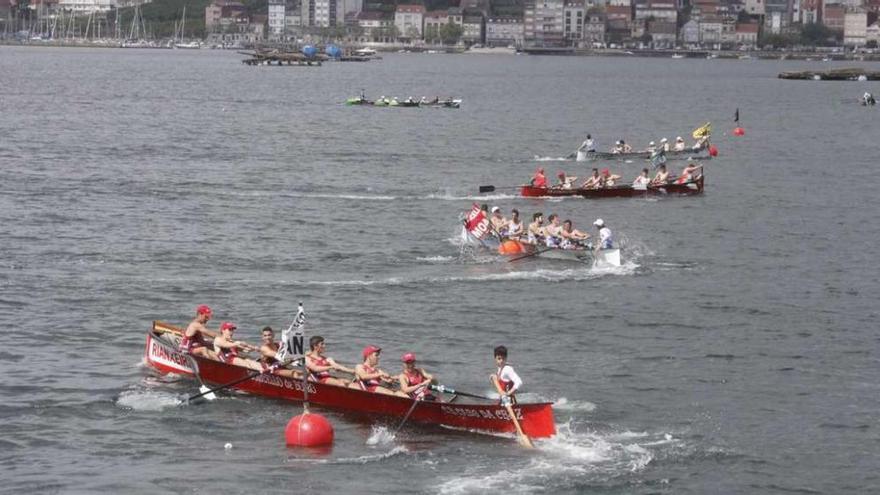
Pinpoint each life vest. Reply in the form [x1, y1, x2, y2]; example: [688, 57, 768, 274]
[215, 341, 238, 364]
[179, 332, 206, 353]
[309, 354, 333, 381]
[358, 364, 381, 391]
[532, 174, 547, 188]
[404, 369, 434, 400]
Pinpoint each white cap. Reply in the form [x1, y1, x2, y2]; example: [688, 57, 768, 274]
[593, 219, 604, 227]
[649, 141, 655, 146]
[676, 136, 683, 141]
[491, 206, 500, 213]
[660, 138, 668, 143]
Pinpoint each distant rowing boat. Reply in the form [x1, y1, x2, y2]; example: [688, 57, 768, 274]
[346, 97, 461, 108]
[520, 175, 704, 198]
[580, 147, 710, 161]
[144, 324, 557, 439]
[461, 230, 622, 266]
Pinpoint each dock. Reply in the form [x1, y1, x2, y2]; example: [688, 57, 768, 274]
[778, 67, 880, 81]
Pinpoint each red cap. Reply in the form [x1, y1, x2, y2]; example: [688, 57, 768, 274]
[196, 304, 212, 316]
[220, 322, 237, 332]
[401, 352, 416, 363]
[601, 168, 610, 176]
[362, 345, 381, 358]
[557, 171, 566, 177]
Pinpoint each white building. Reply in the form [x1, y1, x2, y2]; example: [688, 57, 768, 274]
[524, 0, 565, 46]
[57, 0, 115, 13]
[843, 10, 867, 46]
[395, 4, 425, 39]
[268, 0, 285, 36]
[744, 0, 765, 15]
[563, 1, 585, 42]
[301, 0, 343, 27]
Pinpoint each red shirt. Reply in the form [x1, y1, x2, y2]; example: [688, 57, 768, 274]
[532, 172, 547, 188]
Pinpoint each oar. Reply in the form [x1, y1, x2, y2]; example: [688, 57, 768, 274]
[507, 245, 555, 263]
[492, 379, 534, 448]
[392, 396, 422, 436]
[430, 384, 494, 401]
[184, 358, 301, 403]
[478, 185, 523, 194]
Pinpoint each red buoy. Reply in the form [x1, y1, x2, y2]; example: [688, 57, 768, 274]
[285, 413, 334, 447]
[708, 145, 719, 157]
[733, 127, 745, 136]
[498, 240, 523, 255]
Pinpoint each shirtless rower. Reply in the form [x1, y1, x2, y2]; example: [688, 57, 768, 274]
[526, 212, 545, 244]
[213, 322, 263, 371]
[258, 327, 302, 378]
[490, 346, 522, 405]
[507, 209, 524, 238]
[673, 136, 686, 151]
[544, 214, 563, 247]
[306, 336, 354, 387]
[351, 345, 404, 397]
[398, 352, 438, 401]
[602, 168, 622, 187]
[620, 140, 633, 153]
[633, 168, 650, 189]
[489, 206, 508, 236]
[582, 168, 603, 189]
[675, 160, 703, 184]
[180, 305, 218, 358]
[651, 164, 669, 185]
[559, 219, 590, 249]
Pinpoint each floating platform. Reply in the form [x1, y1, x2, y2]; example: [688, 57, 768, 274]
[242, 58, 322, 66]
[778, 67, 880, 81]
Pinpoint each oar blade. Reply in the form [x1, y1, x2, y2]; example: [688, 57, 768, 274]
[479, 185, 496, 193]
[199, 385, 217, 401]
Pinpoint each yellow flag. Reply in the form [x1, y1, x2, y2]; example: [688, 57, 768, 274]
[692, 122, 712, 139]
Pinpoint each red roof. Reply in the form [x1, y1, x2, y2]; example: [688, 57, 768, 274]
[735, 22, 759, 33]
[396, 4, 426, 13]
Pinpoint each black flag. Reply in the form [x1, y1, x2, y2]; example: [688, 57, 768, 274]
[734, 108, 740, 123]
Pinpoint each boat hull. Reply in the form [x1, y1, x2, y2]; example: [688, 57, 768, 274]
[520, 175, 704, 198]
[580, 148, 709, 161]
[144, 329, 556, 438]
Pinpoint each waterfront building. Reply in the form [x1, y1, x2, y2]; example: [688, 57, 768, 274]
[205, 1, 248, 32]
[867, 21, 880, 44]
[800, 0, 822, 23]
[285, 12, 301, 29]
[744, 0, 766, 15]
[356, 11, 393, 42]
[394, 4, 425, 40]
[448, 7, 463, 26]
[648, 19, 677, 47]
[462, 14, 484, 44]
[268, 0, 285, 37]
[735, 20, 758, 46]
[843, 9, 867, 45]
[584, 10, 606, 45]
[524, 0, 565, 46]
[56, 0, 113, 13]
[822, 3, 845, 31]
[424, 10, 448, 42]
[563, 0, 585, 43]
[609, 0, 632, 6]
[680, 18, 700, 46]
[486, 16, 524, 47]
[634, 0, 677, 23]
[301, 0, 343, 28]
[699, 14, 723, 47]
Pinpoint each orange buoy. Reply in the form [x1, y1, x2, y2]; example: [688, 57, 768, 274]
[733, 127, 745, 136]
[708, 145, 719, 157]
[285, 413, 334, 447]
[498, 240, 523, 255]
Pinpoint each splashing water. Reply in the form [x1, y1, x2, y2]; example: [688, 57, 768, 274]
[116, 389, 182, 411]
[366, 425, 396, 446]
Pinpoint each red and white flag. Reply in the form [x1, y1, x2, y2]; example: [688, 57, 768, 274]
[464, 204, 491, 239]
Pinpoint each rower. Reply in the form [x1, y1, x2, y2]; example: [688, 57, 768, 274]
[490, 346, 522, 405]
[180, 304, 218, 358]
[507, 209, 524, 238]
[351, 345, 403, 396]
[675, 160, 703, 184]
[397, 352, 438, 401]
[692, 135, 709, 150]
[602, 168, 621, 187]
[559, 219, 590, 249]
[258, 327, 302, 377]
[620, 140, 632, 153]
[582, 168, 603, 189]
[306, 336, 354, 386]
[646, 141, 656, 153]
[212, 322, 264, 371]
[673, 136, 686, 151]
[530, 167, 547, 188]
[611, 140, 623, 154]
[659, 137, 669, 152]
[633, 168, 650, 189]
[526, 212, 544, 244]
[593, 219, 613, 250]
[543, 214, 563, 247]
[651, 164, 669, 185]
[555, 171, 577, 189]
[490, 206, 508, 236]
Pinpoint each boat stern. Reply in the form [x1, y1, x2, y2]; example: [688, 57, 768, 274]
[144, 326, 196, 376]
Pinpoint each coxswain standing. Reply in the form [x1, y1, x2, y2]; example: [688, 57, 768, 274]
[258, 327, 302, 378]
[530, 167, 548, 188]
[351, 345, 404, 396]
[397, 353, 438, 401]
[490, 346, 522, 405]
[213, 322, 264, 371]
[576, 134, 595, 161]
[180, 305, 218, 359]
[582, 168, 603, 189]
[593, 219, 613, 250]
[526, 212, 545, 245]
[306, 336, 354, 386]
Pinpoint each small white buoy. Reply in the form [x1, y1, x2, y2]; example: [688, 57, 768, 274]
[812, 75, 821, 81]
[224, 442, 233, 450]
[857, 75, 867, 82]
[664, 433, 673, 441]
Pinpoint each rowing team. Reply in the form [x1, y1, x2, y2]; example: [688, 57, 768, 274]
[370, 95, 457, 105]
[577, 135, 708, 155]
[483, 206, 613, 250]
[531, 161, 703, 190]
[178, 305, 524, 403]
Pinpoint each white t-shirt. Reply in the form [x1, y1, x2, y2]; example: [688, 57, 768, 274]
[497, 364, 523, 393]
[599, 227, 613, 248]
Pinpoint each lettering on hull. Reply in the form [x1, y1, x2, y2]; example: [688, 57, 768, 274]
[149, 340, 194, 374]
[441, 405, 523, 420]
[252, 373, 317, 394]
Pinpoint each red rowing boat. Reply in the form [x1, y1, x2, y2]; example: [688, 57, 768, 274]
[144, 323, 556, 438]
[520, 175, 704, 198]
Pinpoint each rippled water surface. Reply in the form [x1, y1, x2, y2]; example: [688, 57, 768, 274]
[1, 46, 879, 494]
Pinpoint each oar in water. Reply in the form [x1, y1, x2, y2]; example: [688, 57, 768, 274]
[492, 379, 534, 449]
[392, 396, 422, 436]
[184, 358, 302, 404]
[507, 245, 555, 263]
